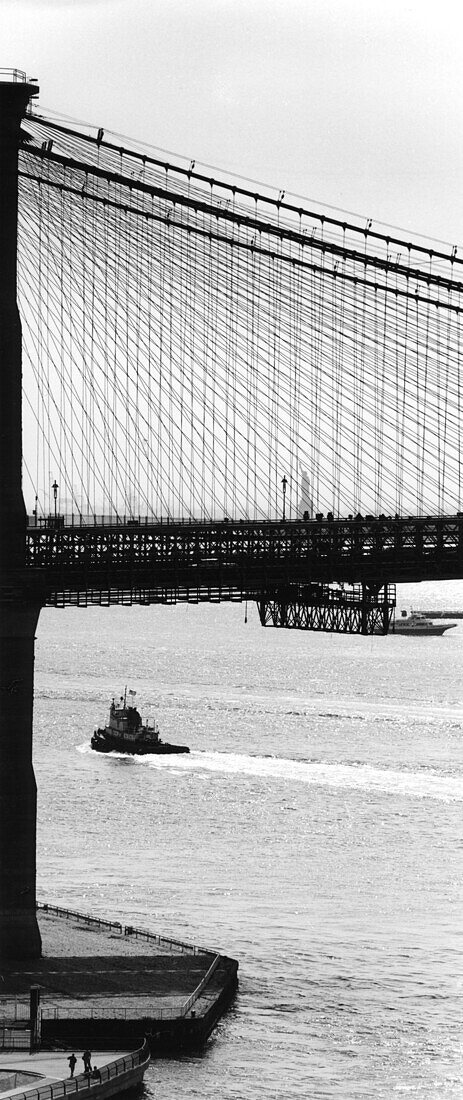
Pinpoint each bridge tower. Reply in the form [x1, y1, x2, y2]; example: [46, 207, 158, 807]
[0, 72, 42, 957]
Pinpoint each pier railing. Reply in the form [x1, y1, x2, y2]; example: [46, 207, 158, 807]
[22, 904, 223, 1025]
[182, 952, 221, 1016]
[121, 922, 215, 958]
[38, 902, 215, 957]
[36, 952, 221, 1023]
[2, 1040, 150, 1100]
[0, 1026, 30, 1050]
[0, 1003, 30, 1022]
[2, 960, 223, 1028]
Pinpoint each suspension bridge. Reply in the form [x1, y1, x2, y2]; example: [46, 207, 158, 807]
[15, 82, 463, 631]
[1, 70, 463, 957]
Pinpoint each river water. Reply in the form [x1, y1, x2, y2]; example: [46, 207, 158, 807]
[33, 581, 463, 1099]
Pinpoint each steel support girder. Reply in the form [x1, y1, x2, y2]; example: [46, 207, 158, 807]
[257, 582, 396, 635]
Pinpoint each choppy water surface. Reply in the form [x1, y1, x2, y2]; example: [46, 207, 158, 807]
[34, 581, 463, 1099]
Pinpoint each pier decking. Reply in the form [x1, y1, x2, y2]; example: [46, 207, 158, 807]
[0, 906, 238, 1053]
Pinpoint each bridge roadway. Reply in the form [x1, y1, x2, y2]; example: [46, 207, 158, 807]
[23, 514, 463, 607]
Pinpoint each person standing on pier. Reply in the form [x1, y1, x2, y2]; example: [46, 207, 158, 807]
[68, 1054, 77, 1077]
[83, 1050, 92, 1074]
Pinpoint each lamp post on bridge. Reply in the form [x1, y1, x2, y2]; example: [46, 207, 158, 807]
[281, 476, 288, 522]
[52, 480, 58, 521]
[0, 71, 42, 959]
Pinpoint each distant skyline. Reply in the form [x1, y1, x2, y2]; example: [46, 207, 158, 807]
[4, 0, 463, 244]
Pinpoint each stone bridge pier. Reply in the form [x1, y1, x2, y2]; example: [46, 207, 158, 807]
[0, 74, 42, 957]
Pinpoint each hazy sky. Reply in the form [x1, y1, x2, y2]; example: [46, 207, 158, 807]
[4, 0, 463, 245]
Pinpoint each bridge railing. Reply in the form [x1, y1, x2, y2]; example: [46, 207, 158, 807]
[27, 511, 463, 530]
[27, 513, 289, 528]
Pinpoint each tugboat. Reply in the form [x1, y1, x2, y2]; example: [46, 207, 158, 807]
[91, 689, 190, 755]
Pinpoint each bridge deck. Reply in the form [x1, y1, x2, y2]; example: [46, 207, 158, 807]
[21, 515, 463, 608]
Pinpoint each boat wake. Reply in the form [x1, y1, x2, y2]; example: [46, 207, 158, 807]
[78, 743, 463, 802]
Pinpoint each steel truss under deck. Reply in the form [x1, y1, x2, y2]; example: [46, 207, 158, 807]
[258, 582, 396, 635]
